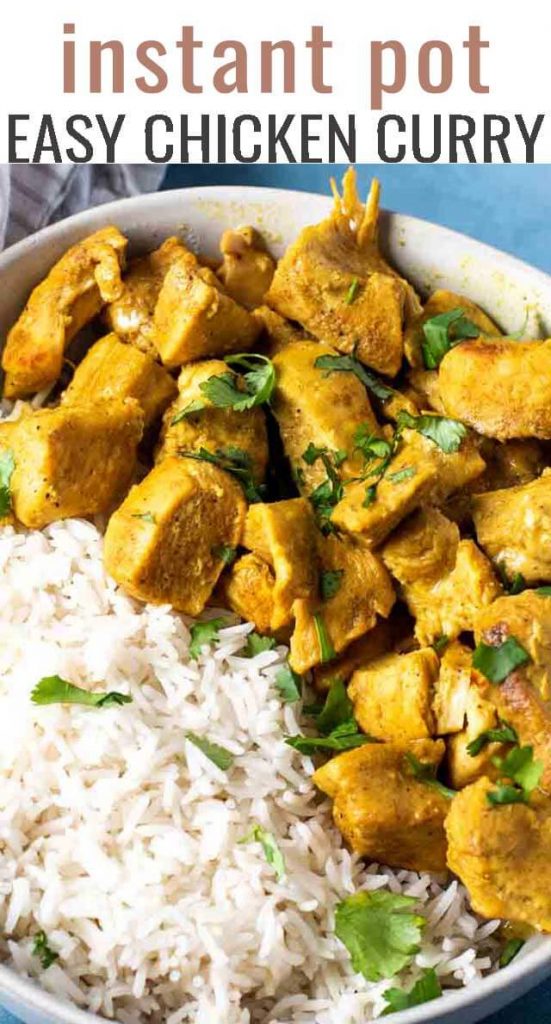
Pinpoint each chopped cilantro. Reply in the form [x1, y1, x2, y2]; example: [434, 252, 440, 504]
[467, 720, 518, 758]
[313, 612, 335, 663]
[491, 745, 543, 799]
[382, 967, 442, 1015]
[286, 722, 375, 754]
[386, 466, 416, 485]
[212, 544, 237, 566]
[32, 930, 59, 969]
[131, 511, 156, 524]
[404, 753, 456, 800]
[433, 634, 449, 655]
[185, 731, 234, 770]
[274, 665, 302, 703]
[536, 586, 551, 597]
[238, 823, 285, 880]
[421, 307, 481, 369]
[345, 277, 361, 304]
[315, 678, 353, 735]
[496, 561, 526, 596]
[334, 890, 425, 981]
[320, 568, 344, 601]
[31, 676, 132, 708]
[0, 449, 15, 517]
[396, 410, 467, 454]
[472, 637, 530, 684]
[500, 938, 525, 968]
[314, 352, 395, 401]
[301, 443, 345, 532]
[172, 354, 276, 419]
[180, 446, 266, 503]
[189, 617, 228, 660]
[242, 632, 277, 657]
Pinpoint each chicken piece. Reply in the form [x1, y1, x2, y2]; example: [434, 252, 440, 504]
[406, 368, 445, 414]
[473, 471, 551, 584]
[313, 620, 393, 691]
[446, 777, 551, 931]
[266, 170, 421, 377]
[217, 553, 276, 635]
[10, 400, 143, 529]
[349, 648, 439, 742]
[289, 535, 395, 674]
[382, 508, 502, 645]
[152, 255, 261, 367]
[157, 360, 269, 484]
[439, 338, 551, 439]
[433, 641, 472, 735]
[62, 333, 177, 427]
[332, 428, 485, 548]
[2, 227, 127, 398]
[271, 340, 379, 495]
[104, 456, 246, 615]
[105, 236, 194, 357]
[447, 683, 502, 789]
[252, 305, 311, 355]
[242, 499, 318, 630]
[216, 227, 275, 309]
[474, 438, 545, 493]
[404, 288, 501, 369]
[313, 739, 448, 872]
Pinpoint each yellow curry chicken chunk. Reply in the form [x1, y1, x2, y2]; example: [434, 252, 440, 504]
[266, 170, 421, 376]
[432, 641, 472, 735]
[289, 535, 395, 674]
[157, 359, 269, 485]
[382, 508, 502, 645]
[9, 399, 143, 529]
[63, 333, 177, 427]
[439, 338, 551, 440]
[152, 253, 261, 367]
[473, 470, 551, 584]
[446, 777, 551, 931]
[446, 682, 503, 791]
[348, 648, 439, 742]
[105, 236, 193, 357]
[313, 739, 449, 873]
[2, 226, 127, 399]
[104, 456, 247, 616]
[404, 288, 501, 369]
[216, 227, 275, 310]
[243, 498, 318, 630]
[217, 553, 277, 636]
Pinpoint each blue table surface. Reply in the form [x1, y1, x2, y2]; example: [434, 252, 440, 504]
[2, 163, 551, 1024]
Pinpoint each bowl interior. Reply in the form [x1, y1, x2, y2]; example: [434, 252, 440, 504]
[1, 183, 551, 1024]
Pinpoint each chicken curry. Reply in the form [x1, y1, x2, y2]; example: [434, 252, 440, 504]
[3, 169, 551, 960]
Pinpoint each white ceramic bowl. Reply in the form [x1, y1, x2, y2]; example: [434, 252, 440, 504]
[1, 185, 551, 1024]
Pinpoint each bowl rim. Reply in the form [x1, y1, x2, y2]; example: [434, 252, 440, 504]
[1, 182, 551, 1024]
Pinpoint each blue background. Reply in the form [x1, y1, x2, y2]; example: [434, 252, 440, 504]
[2, 163, 550, 1024]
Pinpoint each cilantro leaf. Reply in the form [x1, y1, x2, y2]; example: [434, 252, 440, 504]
[131, 511, 156, 524]
[242, 632, 277, 658]
[536, 586, 551, 597]
[286, 722, 375, 754]
[313, 612, 335, 664]
[433, 634, 449, 655]
[225, 353, 276, 408]
[421, 307, 481, 369]
[189, 617, 228, 660]
[32, 930, 59, 970]
[396, 410, 467, 454]
[382, 968, 442, 1015]
[185, 731, 234, 770]
[31, 676, 132, 708]
[467, 720, 518, 758]
[274, 664, 302, 703]
[335, 891, 425, 981]
[487, 783, 528, 807]
[0, 449, 15, 518]
[212, 544, 237, 566]
[172, 355, 276, 420]
[345, 277, 361, 304]
[320, 569, 344, 601]
[472, 637, 530, 684]
[180, 446, 266, 503]
[301, 443, 345, 532]
[404, 753, 456, 800]
[386, 466, 416, 485]
[496, 561, 526, 596]
[493, 745, 543, 796]
[314, 353, 395, 401]
[238, 823, 285, 880]
[315, 678, 353, 735]
[500, 938, 525, 968]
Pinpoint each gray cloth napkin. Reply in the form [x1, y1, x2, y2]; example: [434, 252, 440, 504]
[0, 165, 165, 249]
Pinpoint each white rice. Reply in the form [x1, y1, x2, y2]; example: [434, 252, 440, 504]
[0, 519, 502, 1023]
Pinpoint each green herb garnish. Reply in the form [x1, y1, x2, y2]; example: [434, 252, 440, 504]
[242, 632, 277, 658]
[382, 968, 442, 1015]
[500, 938, 525, 968]
[32, 930, 59, 969]
[404, 753, 456, 800]
[131, 511, 156, 524]
[313, 612, 335, 663]
[185, 731, 234, 770]
[421, 307, 481, 369]
[536, 586, 551, 597]
[180, 446, 266, 503]
[386, 466, 416, 485]
[31, 676, 132, 708]
[487, 744, 544, 807]
[286, 722, 375, 754]
[286, 679, 374, 753]
[320, 569, 344, 601]
[238, 823, 285, 880]
[301, 443, 346, 532]
[496, 561, 526, 596]
[472, 637, 530, 684]
[433, 634, 449, 655]
[314, 353, 395, 401]
[345, 278, 361, 305]
[335, 891, 425, 982]
[172, 354, 276, 420]
[467, 720, 518, 758]
[396, 410, 467, 454]
[189, 617, 228, 660]
[0, 449, 15, 518]
[274, 665, 302, 703]
[212, 544, 237, 566]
